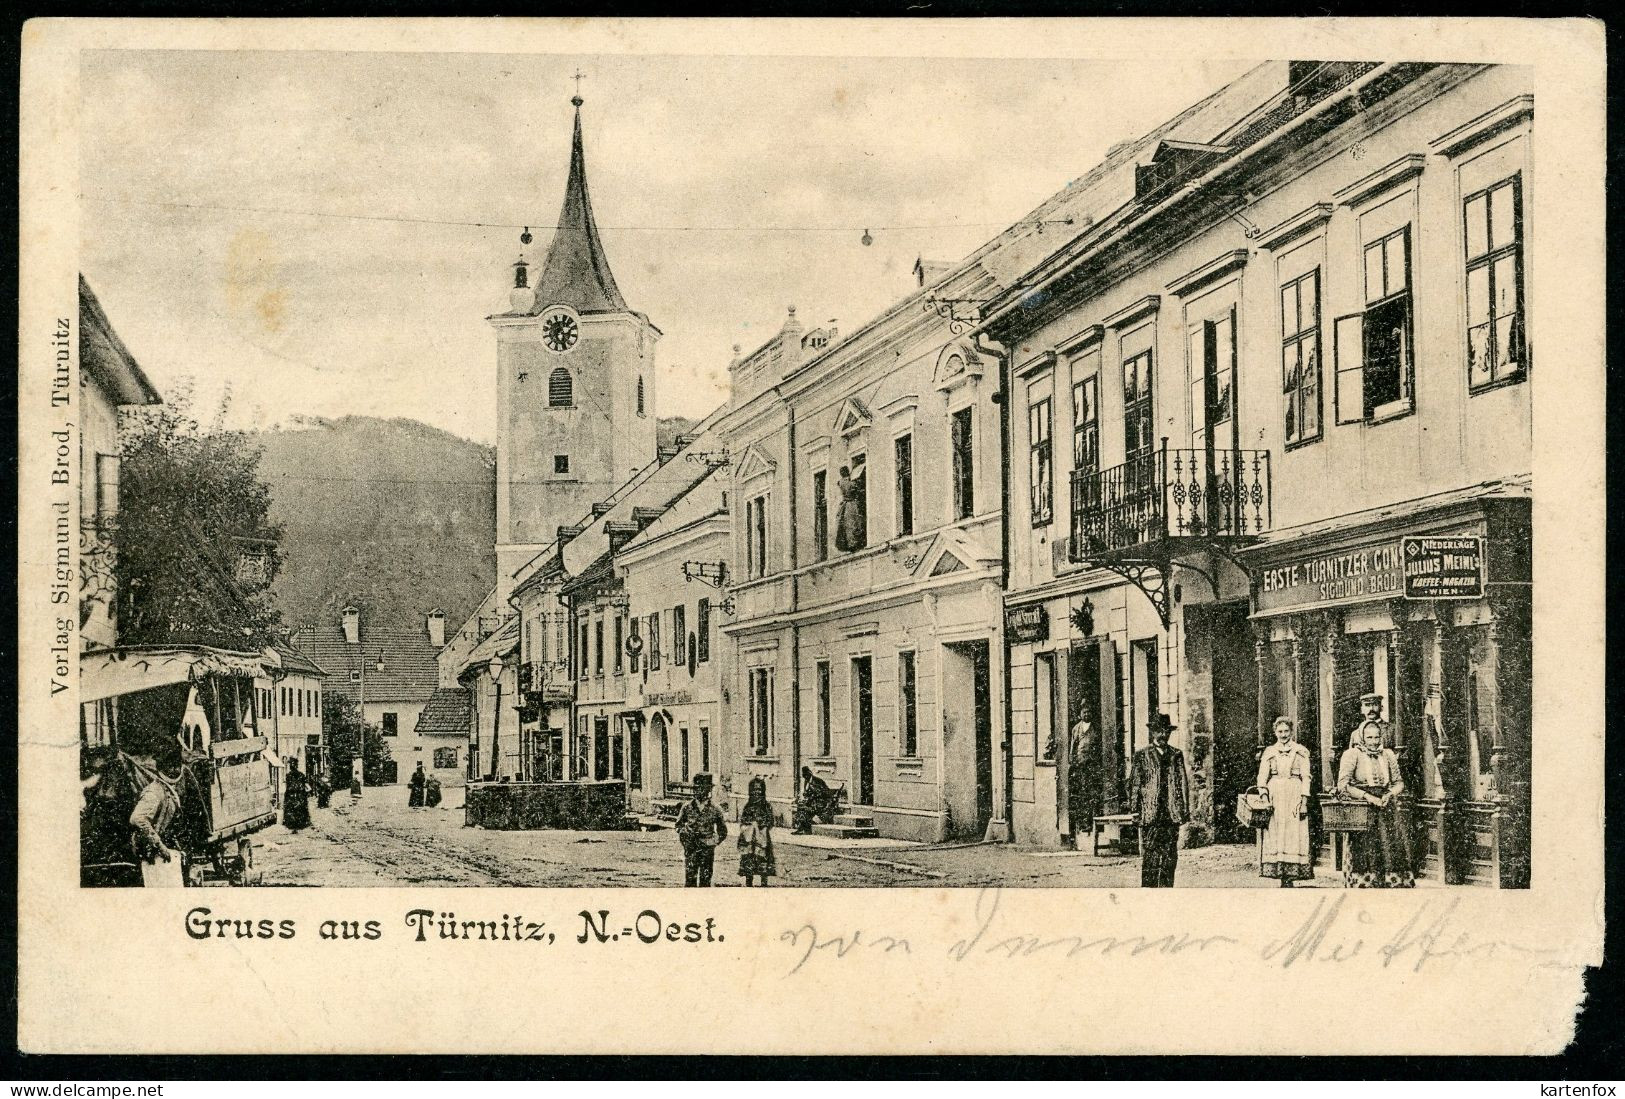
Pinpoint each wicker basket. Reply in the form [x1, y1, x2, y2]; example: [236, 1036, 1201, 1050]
[1319, 796, 1372, 833]
[1235, 789, 1272, 830]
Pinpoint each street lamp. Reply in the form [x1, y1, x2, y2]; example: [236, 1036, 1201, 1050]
[487, 655, 505, 782]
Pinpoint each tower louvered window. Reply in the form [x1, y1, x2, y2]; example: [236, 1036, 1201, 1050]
[637, 375, 645, 415]
[549, 368, 573, 407]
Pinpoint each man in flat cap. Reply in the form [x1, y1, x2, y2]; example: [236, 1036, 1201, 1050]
[1128, 713, 1191, 888]
[1350, 692, 1392, 750]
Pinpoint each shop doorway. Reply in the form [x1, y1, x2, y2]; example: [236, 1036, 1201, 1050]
[943, 640, 995, 839]
[627, 718, 643, 790]
[653, 715, 670, 796]
[1210, 601, 1259, 843]
[852, 656, 875, 805]
[593, 717, 610, 781]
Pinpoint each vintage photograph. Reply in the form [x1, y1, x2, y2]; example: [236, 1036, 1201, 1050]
[75, 48, 1534, 892]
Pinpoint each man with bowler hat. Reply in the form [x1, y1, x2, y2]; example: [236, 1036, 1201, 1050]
[1129, 713, 1191, 887]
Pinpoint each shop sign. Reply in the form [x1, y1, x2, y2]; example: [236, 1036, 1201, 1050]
[1254, 539, 1405, 614]
[1005, 604, 1050, 643]
[1401, 536, 1484, 599]
[647, 690, 692, 706]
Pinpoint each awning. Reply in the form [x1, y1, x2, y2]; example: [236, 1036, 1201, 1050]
[80, 646, 272, 704]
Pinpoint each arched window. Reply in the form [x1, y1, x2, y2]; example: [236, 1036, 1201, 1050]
[548, 368, 573, 407]
[637, 375, 645, 416]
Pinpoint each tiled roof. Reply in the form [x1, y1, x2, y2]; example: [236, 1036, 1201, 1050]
[459, 617, 520, 678]
[274, 642, 328, 679]
[291, 621, 440, 704]
[414, 687, 471, 736]
[79, 276, 162, 406]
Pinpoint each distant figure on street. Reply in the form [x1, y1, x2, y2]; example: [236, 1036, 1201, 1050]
[792, 766, 836, 834]
[425, 775, 443, 808]
[1256, 716, 1313, 886]
[834, 458, 867, 553]
[674, 772, 727, 887]
[737, 776, 777, 887]
[409, 762, 426, 808]
[314, 770, 332, 810]
[349, 773, 362, 802]
[1065, 700, 1100, 847]
[1128, 713, 1190, 888]
[282, 758, 312, 832]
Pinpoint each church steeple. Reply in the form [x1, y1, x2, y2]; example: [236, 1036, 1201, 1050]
[529, 96, 628, 315]
[489, 86, 659, 601]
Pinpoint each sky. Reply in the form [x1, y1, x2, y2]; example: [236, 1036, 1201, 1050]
[80, 49, 1254, 444]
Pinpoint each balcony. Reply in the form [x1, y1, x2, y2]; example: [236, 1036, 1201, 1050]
[1067, 444, 1270, 626]
[1070, 445, 1271, 562]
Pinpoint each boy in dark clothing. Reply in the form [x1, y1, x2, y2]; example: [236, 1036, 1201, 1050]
[674, 773, 727, 886]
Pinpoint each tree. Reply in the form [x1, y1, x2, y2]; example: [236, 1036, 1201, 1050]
[322, 691, 393, 787]
[114, 384, 285, 649]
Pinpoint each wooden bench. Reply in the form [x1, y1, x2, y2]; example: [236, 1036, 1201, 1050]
[1092, 813, 1140, 856]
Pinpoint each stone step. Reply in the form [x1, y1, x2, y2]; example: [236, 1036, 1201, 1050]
[812, 823, 881, 840]
[834, 813, 876, 829]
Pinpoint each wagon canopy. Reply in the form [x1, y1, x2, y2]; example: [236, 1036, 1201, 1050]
[80, 646, 275, 703]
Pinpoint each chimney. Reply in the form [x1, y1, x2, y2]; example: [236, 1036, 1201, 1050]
[427, 609, 445, 649]
[341, 606, 360, 645]
[913, 257, 952, 288]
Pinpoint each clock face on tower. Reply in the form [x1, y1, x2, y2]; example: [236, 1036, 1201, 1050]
[540, 305, 580, 354]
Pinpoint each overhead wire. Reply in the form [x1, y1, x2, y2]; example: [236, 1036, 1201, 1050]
[80, 194, 1013, 235]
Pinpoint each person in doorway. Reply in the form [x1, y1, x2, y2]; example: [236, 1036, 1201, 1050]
[737, 776, 777, 887]
[408, 762, 426, 808]
[1350, 693, 1391, 749]
[674, 772, 727, 887]
[834, 457, 867, 553]
[1128, 713, 1190, 888]
[1256, 716, 1314, 886]
[1065, 701, 1100, 848]
[1338, 722, 1415, 888]
[129, 747, 187, 884]
[425, 775, 443, 808]
[792, 766, 836, 834]
[282, 757, 312, 832]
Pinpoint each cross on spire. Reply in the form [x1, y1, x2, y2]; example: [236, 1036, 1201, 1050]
[571, 68, 586, 107]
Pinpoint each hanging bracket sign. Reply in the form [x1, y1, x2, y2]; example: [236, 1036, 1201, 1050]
[1401, 536, 1485, 599]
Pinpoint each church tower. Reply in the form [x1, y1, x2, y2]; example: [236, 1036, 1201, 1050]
[490, 92, 660, 597]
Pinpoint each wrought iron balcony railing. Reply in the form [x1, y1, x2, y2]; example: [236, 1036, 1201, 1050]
[1069, 443, 1271, 562]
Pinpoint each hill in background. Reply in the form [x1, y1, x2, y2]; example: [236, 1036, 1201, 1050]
[255, 414, 696, 635]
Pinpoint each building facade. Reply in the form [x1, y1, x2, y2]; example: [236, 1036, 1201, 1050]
[295, 606, 444, 785]
[613, 466, 729, 816]
[76, 276, 162, 651]
[717, 264, 1010, 841]
[984, 61, 1532, 885]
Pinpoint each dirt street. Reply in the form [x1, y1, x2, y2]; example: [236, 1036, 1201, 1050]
[252, 791, 1350, 889]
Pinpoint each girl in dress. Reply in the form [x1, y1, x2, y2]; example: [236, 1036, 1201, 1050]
[737, 776, 777, 887]
[1337, 722, 1415, 888]
[1256, 716, 1314, 886]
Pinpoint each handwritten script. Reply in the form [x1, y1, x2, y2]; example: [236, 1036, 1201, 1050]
[779, 890, 1563, 978]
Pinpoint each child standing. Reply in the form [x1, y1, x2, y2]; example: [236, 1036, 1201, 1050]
[737, 776, 777, 887]
[674, 773, 727, 887]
